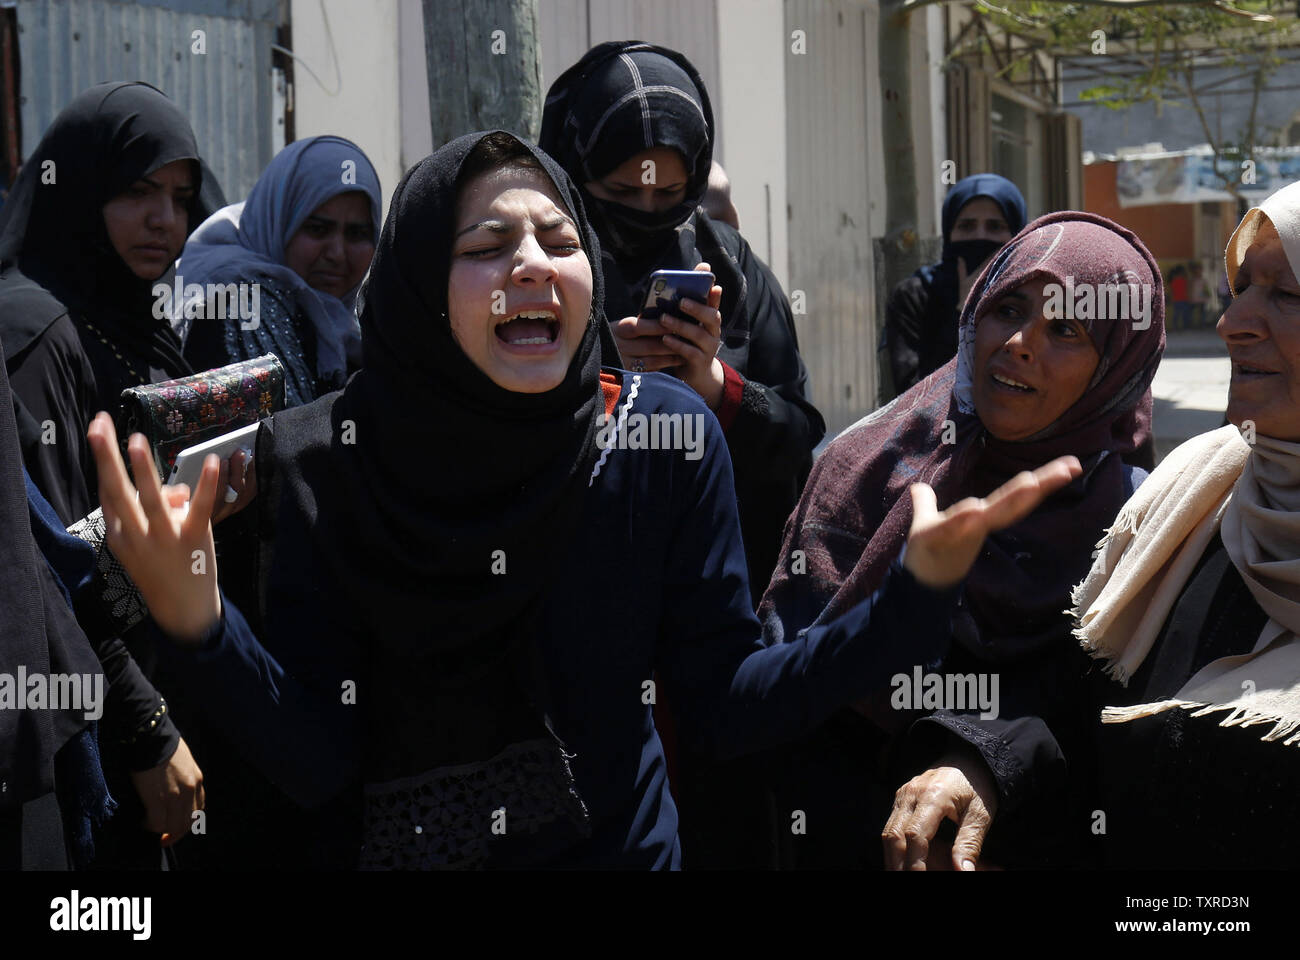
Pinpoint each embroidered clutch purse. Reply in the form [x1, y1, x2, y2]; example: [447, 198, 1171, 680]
[117, 354, 285, 482]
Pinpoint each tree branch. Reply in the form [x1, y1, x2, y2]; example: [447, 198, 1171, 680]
[1182, 58, 1243, 201]
[903, 0, 1272, 16]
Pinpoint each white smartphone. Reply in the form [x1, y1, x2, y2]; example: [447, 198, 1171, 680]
[166, 421, 259, 494]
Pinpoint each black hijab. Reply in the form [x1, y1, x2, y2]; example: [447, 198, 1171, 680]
[540, 42, 753, 337]
[274, 130, 607, 659]
[0, 82, 216, 392]
[262, 131, 610, 778]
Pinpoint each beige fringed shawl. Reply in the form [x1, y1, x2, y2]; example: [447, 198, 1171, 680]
[1070, 425, 1300, 746]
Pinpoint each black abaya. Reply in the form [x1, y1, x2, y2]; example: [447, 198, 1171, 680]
[0, 82, 218, 868]
[0, 82, 219, 523]
[540, 41, 825, 607]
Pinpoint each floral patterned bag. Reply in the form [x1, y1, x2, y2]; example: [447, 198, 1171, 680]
[117, 354, 286, 482]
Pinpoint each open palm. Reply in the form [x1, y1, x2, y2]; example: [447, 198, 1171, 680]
[902, 455, 1082, 590]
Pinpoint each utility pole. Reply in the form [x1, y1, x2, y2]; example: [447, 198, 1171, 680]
[422, 0, 543, 147]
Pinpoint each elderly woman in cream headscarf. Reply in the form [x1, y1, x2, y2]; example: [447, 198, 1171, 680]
[1070, 180, 1300, 868]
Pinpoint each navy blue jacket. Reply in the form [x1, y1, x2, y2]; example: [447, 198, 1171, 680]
[159, 372, 958, 868]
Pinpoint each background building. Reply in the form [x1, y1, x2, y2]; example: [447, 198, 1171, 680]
[5, 0, 1146, 438]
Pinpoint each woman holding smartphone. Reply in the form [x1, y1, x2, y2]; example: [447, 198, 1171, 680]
[540, 41, 824, 606]
[85, 130, 1076, 870]
[541, 40, 827, 868]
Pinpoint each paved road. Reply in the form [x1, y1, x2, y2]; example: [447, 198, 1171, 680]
[1152, 329, 1230, 463]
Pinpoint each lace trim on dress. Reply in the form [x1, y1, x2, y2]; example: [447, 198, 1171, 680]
[927, 711, 1026, 808]
[358, 736, 592, 870]
[67, 507, 149, 634]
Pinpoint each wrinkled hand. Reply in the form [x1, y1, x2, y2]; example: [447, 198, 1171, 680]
[130, 736, 205, 848]
[902, 456, 1081, 589]
[210, 448, 257, 525]
[882, 751, 998, 871]
[86, 412, 222, 645]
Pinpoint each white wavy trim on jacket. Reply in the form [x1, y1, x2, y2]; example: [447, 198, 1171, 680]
[588, 374, 641, 487]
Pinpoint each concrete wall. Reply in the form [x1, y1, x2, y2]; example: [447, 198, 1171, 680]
[716, 0, 788, 286]
[398, 0, 434, 170]
[290, 0, 403, 218]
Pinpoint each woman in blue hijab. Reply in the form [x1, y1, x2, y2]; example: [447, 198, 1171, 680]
[880, 173, 1026, 402]
[180, 135, 382, 406]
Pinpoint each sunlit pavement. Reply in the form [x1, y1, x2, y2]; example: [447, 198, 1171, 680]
[1152, 328, 1231, 463]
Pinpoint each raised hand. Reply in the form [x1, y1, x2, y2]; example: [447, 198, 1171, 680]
[902, 455, 1082, 590]
[86, 412, 222, 645]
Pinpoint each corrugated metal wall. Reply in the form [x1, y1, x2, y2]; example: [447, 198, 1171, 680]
[784, 0, 882, 437]
[15, 0, 279, 201]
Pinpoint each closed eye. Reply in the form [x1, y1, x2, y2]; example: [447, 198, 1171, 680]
[540, 229, 581, 253]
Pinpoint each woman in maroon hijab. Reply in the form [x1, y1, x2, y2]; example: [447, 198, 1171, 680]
[759, 212, 1166, 870]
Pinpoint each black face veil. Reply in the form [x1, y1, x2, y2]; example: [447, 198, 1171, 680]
[541, 41, 714, 262]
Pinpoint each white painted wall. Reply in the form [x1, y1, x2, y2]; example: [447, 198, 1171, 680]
[290, 0, 404, 219]
[399, 0, 435, 170]
[716, 0, 789, 289]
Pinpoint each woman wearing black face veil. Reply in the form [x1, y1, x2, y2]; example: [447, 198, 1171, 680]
[87, 130, 1076, 869]
[540, 40, 827, 869]
[0, 81, 224, 525]
[0, 82, 219, 868]
[540, 42, 826, 608]
[879, 174, 1026, 402]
